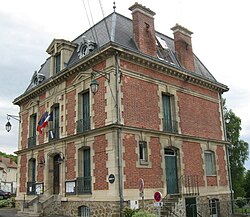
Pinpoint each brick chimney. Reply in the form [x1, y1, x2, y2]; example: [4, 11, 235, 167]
[171, 24, 195, 72]
[129, 2, 157, 57]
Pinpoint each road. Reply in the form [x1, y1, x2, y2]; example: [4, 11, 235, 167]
[0, 208, 70, 217]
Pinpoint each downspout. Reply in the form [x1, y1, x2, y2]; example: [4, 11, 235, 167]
[219, 94, 233, 210]
[115, 53, 124, 216]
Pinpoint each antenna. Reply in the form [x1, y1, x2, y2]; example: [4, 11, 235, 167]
[113, 1, 116, 12]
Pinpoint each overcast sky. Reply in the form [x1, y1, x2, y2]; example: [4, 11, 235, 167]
[0, 0, 249, 169]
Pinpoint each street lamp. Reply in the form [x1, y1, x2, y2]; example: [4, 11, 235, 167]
[5, 114, 20, 132]
[89, 69, 110, 94]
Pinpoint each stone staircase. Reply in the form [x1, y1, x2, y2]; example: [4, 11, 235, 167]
[17, 194, 57, 217]
[161, 194, 181, 217]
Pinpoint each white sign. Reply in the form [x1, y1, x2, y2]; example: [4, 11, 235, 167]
[154, 202, 163, 207]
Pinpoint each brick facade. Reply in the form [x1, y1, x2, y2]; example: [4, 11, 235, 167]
[122, 76, 160, 130]
[178, 92, 222, 140]
[66, 90, 76, 135]
[37, 150, 44, 182]
[93, 135, 108, 190]
[182, 141, 205, 186]
[19, 154, 27, 192]
[66, 142, 76, 180]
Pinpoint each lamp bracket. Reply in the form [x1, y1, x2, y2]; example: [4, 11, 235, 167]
[92, 69, 110, 82]
[7, 114, 20, 122]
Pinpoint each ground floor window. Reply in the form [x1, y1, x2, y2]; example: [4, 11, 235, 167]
[78, 205, 90, 217]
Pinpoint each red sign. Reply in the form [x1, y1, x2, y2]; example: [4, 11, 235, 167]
[154, 191, 162, 202]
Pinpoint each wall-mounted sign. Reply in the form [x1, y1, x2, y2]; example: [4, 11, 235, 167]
[108, 174, 115, 184]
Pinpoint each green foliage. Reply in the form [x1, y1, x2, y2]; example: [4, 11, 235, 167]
[0, 199, 9, 208]
[243, 170, 250, 198]
[224, 101, 249, 198]
[124, 207, 138, 217]
[133, 211, 156, 217]
[0, 151, 17, 163]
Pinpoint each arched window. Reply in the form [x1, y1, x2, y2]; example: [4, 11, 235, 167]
[78, 205, 90, 217]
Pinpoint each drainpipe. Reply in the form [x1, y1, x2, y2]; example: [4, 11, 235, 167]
[219, 94, 233, 211]
[115, 53, 124, 216]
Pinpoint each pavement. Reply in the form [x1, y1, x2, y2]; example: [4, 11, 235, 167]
[0, 208, 17, 217]
[0, 208, 70, 217]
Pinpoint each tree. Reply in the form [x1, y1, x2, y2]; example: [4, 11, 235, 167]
[243, 170, 250, 199]
[224, 102, 249, 198]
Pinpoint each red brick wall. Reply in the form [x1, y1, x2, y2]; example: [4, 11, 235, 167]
[207, 176, 217, 186]
[39, 93, 46, 101]
[21, 112, 28, 149]
[182, 141, 205, 186]
[122, 76, 160, 130]
[178, 92, 222, 140]
[93, 77, 106, 128]
[19, 154, 27, 192]
[66, 90, 76, 135]
[120, 60, 218, 99]
[66, 142, 76, 180]
[37, 150, 44, 182]
[124, 134, 163, 189]
[93, 135, 108, 190]
[217, 146, 228, 186]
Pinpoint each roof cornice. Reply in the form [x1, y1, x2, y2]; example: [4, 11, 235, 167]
[13, 43, 228, 105]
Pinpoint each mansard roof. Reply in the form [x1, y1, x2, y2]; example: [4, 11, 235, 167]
[17, 12, 227, 103]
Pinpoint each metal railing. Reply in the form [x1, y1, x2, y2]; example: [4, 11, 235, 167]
[163, 118, 178, 133]
[76, 176, 91, 194]
[180, 175, 199, 196]
[76, 118, 90, 133]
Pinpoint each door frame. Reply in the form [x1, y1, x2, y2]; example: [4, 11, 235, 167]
[165, 148, 179, 194]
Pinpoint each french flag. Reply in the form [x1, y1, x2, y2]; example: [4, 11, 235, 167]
[37, 111, 53, 134]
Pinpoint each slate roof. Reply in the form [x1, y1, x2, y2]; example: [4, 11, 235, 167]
[25, 12, 217, 93]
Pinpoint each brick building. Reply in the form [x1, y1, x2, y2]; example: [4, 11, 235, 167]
[14, 2, 230, 217]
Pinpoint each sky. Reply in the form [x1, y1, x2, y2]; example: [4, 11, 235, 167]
[0, 0, 249, 169]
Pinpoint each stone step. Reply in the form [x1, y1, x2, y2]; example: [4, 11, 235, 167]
[17, 210, 42, 217]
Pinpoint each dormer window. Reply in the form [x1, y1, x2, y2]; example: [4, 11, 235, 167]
[55, 53, 61, 74]
[31, 71, 45, 87]
[77, 36, 97, 59]
[46, 39, 77, 76]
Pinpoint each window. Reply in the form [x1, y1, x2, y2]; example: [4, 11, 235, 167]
[77, 91, 90, 133]
[205, 151, 216, 175]
[49, 104, 60, 140]
[55, 53, 61, 74]
[162, 94, 177, 133]
[77, 147, 91, 194]
[28, 114, 37, 148]
[139, 141, 148, 164]
[78, 205, 90, 217]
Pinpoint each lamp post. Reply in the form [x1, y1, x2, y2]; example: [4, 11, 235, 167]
[5, 114, 20, 132]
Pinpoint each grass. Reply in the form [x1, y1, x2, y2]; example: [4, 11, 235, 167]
[234, 207, 250, 214]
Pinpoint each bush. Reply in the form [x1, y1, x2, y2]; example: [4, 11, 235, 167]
[124, 207, 138, 217]
[0, 199, 9, 208]
[133, 210, 157, 217]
